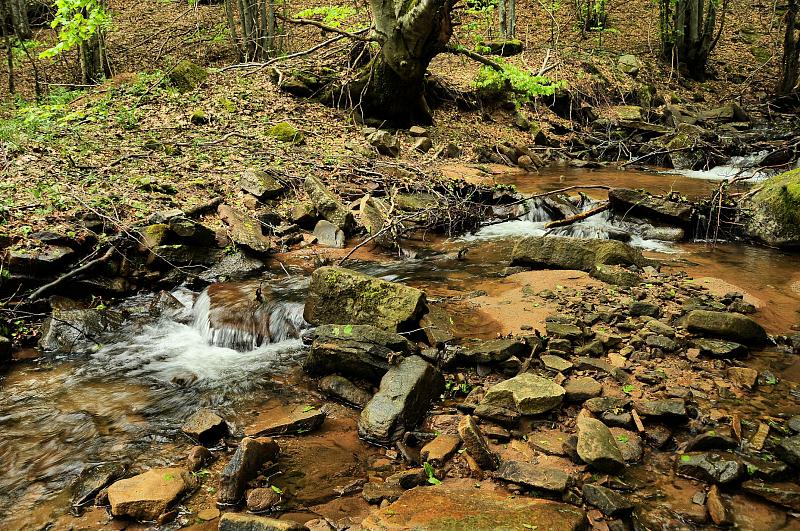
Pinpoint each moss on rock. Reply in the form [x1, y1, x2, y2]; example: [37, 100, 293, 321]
[268, 122, 304, 145]
[168, 61, 208, 93]
[744, 168, 800, 248]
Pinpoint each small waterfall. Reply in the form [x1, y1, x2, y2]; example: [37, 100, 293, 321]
[522, 199, 553, 222]
[192, 283, 308, 351]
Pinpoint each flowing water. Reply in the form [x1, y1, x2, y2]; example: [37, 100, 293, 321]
[2, 165, 800, 528]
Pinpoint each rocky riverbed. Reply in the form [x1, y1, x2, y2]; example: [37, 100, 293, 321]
[2, 167, 800, 530]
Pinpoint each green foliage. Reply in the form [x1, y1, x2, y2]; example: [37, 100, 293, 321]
[474, 62, 564, 106]
[423, 462, 441, 485]
[294, 5, 357, 27]
[40, 0, 110, 59]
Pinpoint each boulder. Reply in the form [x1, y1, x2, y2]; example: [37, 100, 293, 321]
[576, 416, 625, 473]
[246, 404, 326, 437]
[303, 267, 426, 332]
[268, 122, 304, 145]
[168, 216, 216, 246]
[181, 408, 228, 444]
[457, 415, 499, 470]
[107, 468, 194, 520]
[358, 356, 444, 444]
[478, 373, 565, 416]
[497, 461, 571, 493]
[246, 487, 281, 512]
[359, 196, 393, 248]
[304, 323, 419, 382]
[563, 377, 602, 402]
[304, 176, 355, 232]
[8, 244, 76, 276]
[676, 452, 744, 485]
[666, 128, 706, 170]
[240, 169, 285, 200]
[312, 220, 344, 248]
[608, 188, 693, 225]
[217, 437, 280, 504]
[218, 513, 307, 531]
[218, 204, 271, 254]
[743, 168, 800, 248]
[483, 39, 523, 56]
[367, 130, 400, 156]
[361, 479, 586, 530]
[419, 303, 456, 348]
[318, 375, 373, 408]
[775, 435, 800, 467]
[39, 308, 122, 353]
[633, 399, 687, 420]
[511, 236, 649, 272]
[684, 310, 768, 345]
[618, 54, 641, 76]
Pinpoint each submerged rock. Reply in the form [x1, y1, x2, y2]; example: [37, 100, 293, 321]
[360, 479, 586, 530]
[510, 236, 649, 272]
[39, 307, 122, 353]
[107, 468, 194, 521]
[218, 513, 307, 530]
[71, 462, 127, 507]
[217, 437, 280, 505]
[304, 267, 426, 332]
[684, 310, 768, 345]
[358, 356, 443, 444]
[608, 188, 693, 225]
[304, 323, 419, 382]
[743, 168, 800, 248]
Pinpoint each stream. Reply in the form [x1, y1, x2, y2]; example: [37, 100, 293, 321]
[2, 166, 800, 529]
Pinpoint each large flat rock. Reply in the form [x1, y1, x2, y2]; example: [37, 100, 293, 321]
[361, 479, 586, 530]
[479, 373, 565, 416]
[107, 468, 194, 521]
[510, 236, 648, 272]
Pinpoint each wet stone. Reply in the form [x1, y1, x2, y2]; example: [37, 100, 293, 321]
[457, 415, 499, 470]
[742, 480, 800, 511]
[71, 462, 127, 508]
[676, 452, 745, 485]
[246, 487, 282, 512]
[497, 460, 571, 493]
[684, 430, 737, 452]
[585, 397, 631, 414]
[727, 367, 758, 389]
[610, 428, 643, 462]
[706, 485, 733, 526]
[318, 375, 373, 409]
[420, 434, 461, 467]
[246, 404, 326, 437]
[576, 416, 626, 473]
[181, 408, 228, 444]
[630, 302, 661, 318]
[788, 416, 800, 433]
[603, 411, 634, 429]
[693, 338, 748, 358]
[685, 310, 768, 345]
[775, 435, 800, 467]
[644, 424, 673, 448]
[218, 513, 307, 531]
[582, 484, 634, 516]
[459, 338, 530, 364]
[312, 220, 345, 248]
[107, 468, 194, 521]
[217, 437, 280, 505]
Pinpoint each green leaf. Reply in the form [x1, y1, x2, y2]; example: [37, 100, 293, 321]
[270, 485, 283, 494]
[680, 454, 692, 462]
[302, 405, 315, 413]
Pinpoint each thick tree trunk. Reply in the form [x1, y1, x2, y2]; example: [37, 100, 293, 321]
[777, 0, 800, 95]
[351, 0, 454, 126]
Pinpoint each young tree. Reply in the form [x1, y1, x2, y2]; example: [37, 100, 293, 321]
[659, 0, 727, 80]
[499, 0, 516, 38]
[777, 0, 799, 95]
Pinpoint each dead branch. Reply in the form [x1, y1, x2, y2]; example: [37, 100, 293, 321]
[26, 247, 116, 301]
[444, 46, 504, 71]
[276, 15, 377, 42]
[544, 202, 609, 228]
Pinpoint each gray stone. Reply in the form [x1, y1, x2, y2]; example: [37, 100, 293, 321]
[546, 322, 583, 340]
[610, 428, 643, 462]
[497, 461, 571, 493]
[457, 415, 499, 470]
[304, 176, 355, 232]
[541, 354, 573, 372]
[358, 356, 444, 444]
[305, 323, 419, 383]
[240, 168, 285, 199]
[582, 484, 634, 516]
[743, 169, 800, 248]
[564, 377, 602, 402]
[576, 416, 625, 473]
[676, 452, 744, 485]
[685, 431, 738, 452]
[181, 408, 228, 444]
[775, 435, 800, 467]
[618, 54, 641, 76]
[246, 487, 282, 512]
[630, 301, 661, 317]
[693, 338, 748, 358]
[304, 267, 426, 332]
[412, 137, 432, 153]
[646, 334, 678, 352]
[39, 308, 122, 353]
[591, 264, 641, 287]
[198, 252, 266, 283]
[585, 397, 631, 414]
[459, 338, 530, 364]
[608, 188, 693, 225]
[318, 375, 373, 408]
[71, 462, 126, 507]
[312, 220, 344, 248]
[218, 204, 271, 254]
[479, 373, 565, 415]
[634, 399, 687, 420]
[217, 437, 280, 504]
[685, 310, 768, 345]
[367, 130, 400, 156]
[742, 480, 800, 511]
[219, 513, 307, 531]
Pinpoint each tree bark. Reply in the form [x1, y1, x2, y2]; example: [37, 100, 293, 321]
[778, 0, 800, 95]
[349, 0, 454, 126]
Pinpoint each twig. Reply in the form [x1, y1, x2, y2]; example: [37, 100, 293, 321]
[444, 46, 504, 71]
[544, 202, 609, 228]
[26, 247, 116, 301]
[276, 15, 376, 42]
[175, 132, 253, 147]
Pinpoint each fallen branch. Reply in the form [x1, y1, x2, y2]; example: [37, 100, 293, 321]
[544, 202, 609, 228]
[276, 15, 377, 42]
[26, 247, 116, 301]
[444, 46, 504, 71]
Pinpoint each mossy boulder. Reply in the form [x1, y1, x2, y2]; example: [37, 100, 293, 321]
[510, 236, 650, 272]
[482, 39, 523, 57]
[304, 266, 427, 332]
[168, 61, 208, 93]
[268, 122, 304, 145]
[743, 168, 800, 248]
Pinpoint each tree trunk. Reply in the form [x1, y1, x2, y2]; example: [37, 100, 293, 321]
[778, 0, 800, 95]
[349, 0, 454, 126]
